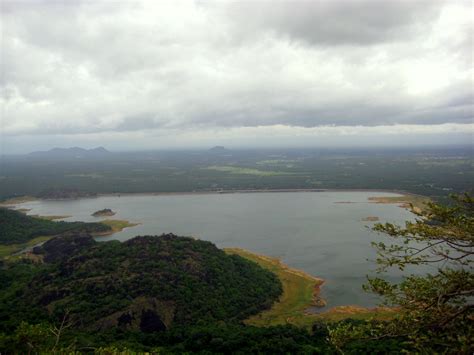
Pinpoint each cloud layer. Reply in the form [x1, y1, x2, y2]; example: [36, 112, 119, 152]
[1, 0, 472, 148]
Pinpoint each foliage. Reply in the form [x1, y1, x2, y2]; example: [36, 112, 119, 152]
[1, 147, 472, 200]
[0, 234, 282, 335]
[0, 232, 410, 353]
[329, 194, 474, 353]
[225, 247, 324, 327]
[164, 323, 332, 354]
[0, 207, 110, 244]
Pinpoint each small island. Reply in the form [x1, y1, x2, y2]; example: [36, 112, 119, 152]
[91, 208, 116, 217]
[362, 216, 379, 222]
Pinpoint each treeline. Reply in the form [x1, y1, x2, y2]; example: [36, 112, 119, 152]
[0, 321, 408, 354]
[1, 148, 472, 200]
[0, 208, 110, 244]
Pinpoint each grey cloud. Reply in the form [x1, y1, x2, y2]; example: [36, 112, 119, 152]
[0, 0, 472, 137]
[219, 0, 443, 46]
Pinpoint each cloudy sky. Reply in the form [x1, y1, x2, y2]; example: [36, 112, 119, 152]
[1, 0, 472, 153]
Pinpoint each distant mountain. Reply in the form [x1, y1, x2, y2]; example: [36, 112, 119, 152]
[29, 146, 110, 158]
[209, 145, 228, 152]
[209, 146, 229, 153]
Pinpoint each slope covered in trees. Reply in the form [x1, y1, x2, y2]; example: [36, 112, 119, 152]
[0, 234, 282, 335]
[0, 208, 110, 244]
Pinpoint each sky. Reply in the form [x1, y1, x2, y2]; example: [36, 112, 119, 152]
[1, 0, 473, 153]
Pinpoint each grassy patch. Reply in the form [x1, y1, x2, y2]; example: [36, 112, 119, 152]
[205, 166, 294, 176]
[225, 248, 324, 327]
[0, 236, 52, 259]
[311, 305, 396, 323]
[94, 219, 139, 235]
[256, 159, 298, 166]
[0, 195, 37, 206]
[226, 248, 397, 328]
[368, 194, 431, 213]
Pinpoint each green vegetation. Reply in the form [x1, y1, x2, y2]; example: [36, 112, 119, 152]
[24, 234, 282, 327]
[96, 219, 139, 235]
[1, 147, 471, 201]
[368, 193, 431, 212]
[0, 236, 51, 259]
[0, 195, 37, 205]
[0, 234, 407, 354]
[0, 234, 290, 352]
[226, 248, 397, 328]
[0, 208, 110, 245]
[0, 209, 138, 259]
[330, 194, 474, 353]
[225, 248, 324, 327]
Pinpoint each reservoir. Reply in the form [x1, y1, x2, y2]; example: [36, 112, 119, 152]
[14, 191, 419, 309]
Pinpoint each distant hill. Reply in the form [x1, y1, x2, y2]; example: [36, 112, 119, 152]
[28, 146, 110, 158]
[208, 145, 232, 157]
[209, 146, 229, 153]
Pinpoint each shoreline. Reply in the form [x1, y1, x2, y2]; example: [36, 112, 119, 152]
[0, 189, 420, 205]
[225, 247, 395, 326]
[0, 188, 429, 206]
[92, 219, 140, 236]
[98, 188, 419, 198]
[225, 247, 326, 327]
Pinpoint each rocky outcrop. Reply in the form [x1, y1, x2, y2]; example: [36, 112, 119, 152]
[95, 297, 175, 332]
[33, 233, 95, 263]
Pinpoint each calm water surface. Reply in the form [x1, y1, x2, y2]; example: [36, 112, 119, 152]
[16, 191, 419, 308]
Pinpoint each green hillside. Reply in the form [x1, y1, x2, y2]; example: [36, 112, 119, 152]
[1, 234, 282, 333]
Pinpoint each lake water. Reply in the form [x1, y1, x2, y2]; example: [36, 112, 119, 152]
[14, 191, 420, 309]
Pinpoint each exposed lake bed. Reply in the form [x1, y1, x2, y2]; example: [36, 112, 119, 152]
[11, 190, 418, 310]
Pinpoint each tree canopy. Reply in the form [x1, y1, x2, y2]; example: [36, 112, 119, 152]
[330, 194, 474, 353]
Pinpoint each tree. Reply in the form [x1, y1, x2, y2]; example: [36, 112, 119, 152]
[329, 194, 474, 353]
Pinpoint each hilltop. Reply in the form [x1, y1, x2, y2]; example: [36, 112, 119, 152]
[209, 146, 229, 153]
[1, 234, 282, 333]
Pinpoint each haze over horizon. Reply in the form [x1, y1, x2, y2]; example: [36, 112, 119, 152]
[1, 0, 473, 154]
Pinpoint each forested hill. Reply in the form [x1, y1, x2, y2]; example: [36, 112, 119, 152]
[0, 208, 110, 244]
[1, 234, 282, 334]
